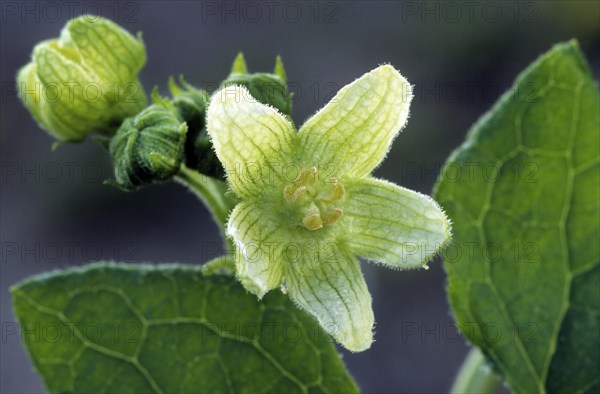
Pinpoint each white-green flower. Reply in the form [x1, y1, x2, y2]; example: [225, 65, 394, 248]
[17, 15, 147, 142]
[207, 65, 451, 352]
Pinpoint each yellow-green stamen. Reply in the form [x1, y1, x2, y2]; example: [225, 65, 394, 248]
[284, 167, 345, 230]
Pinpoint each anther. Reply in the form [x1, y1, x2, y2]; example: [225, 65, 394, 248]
[284, 167, 345, 231]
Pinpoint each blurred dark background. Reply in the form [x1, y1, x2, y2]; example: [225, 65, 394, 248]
[1, 1, 598, 393]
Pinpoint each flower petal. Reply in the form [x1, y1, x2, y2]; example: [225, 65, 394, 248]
[226, 201, 284, 298]
[65, 16, 146, 85]
[32, 44, 108, 139]
[207, 85, 296, 198]
[344, 178, 451, 268]
[284, 242, 374, 352]
[298, 65, 412, 178]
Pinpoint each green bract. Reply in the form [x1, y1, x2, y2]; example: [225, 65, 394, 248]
[207, 65, 452, 352]
[109, 94, 187, 190]
[16, 15, 147, 142]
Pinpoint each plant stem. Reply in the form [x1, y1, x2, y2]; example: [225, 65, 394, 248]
[201, 256, 236, 275]
[451, 348, 503, 394]
[174, 165, 237, 255]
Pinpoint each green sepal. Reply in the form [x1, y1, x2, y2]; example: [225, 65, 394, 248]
[230, 51, 248, 75]
[274, 55, 287, 82]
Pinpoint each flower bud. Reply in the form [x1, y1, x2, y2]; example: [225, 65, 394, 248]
[222, 53, 292, 116]
[109, 93, 187, 190]
[17, 15, 147, 142]
[169, 76, 225, 179]
[169, 76, 209, 133]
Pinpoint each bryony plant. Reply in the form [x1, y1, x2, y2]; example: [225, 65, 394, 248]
[15, 15, 452, 355]
[12, 15, 598, 394]
[206, 67, 451, 351]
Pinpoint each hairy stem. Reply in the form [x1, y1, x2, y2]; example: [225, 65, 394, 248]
[451, 348, 503, 394]
[175, 165, 237, 256]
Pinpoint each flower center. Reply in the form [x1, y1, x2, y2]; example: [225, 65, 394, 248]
[283, 167, 345, 231]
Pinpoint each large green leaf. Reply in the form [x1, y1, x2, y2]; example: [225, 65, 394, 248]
[11, 262, 358, 394]
[434, 41, 599, 393]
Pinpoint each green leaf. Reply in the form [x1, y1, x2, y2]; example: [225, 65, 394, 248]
[11, 262, 358, 394]
[434, 41, 599, 393]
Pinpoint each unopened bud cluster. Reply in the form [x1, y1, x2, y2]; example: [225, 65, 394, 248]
[17, 16, 293, 189]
